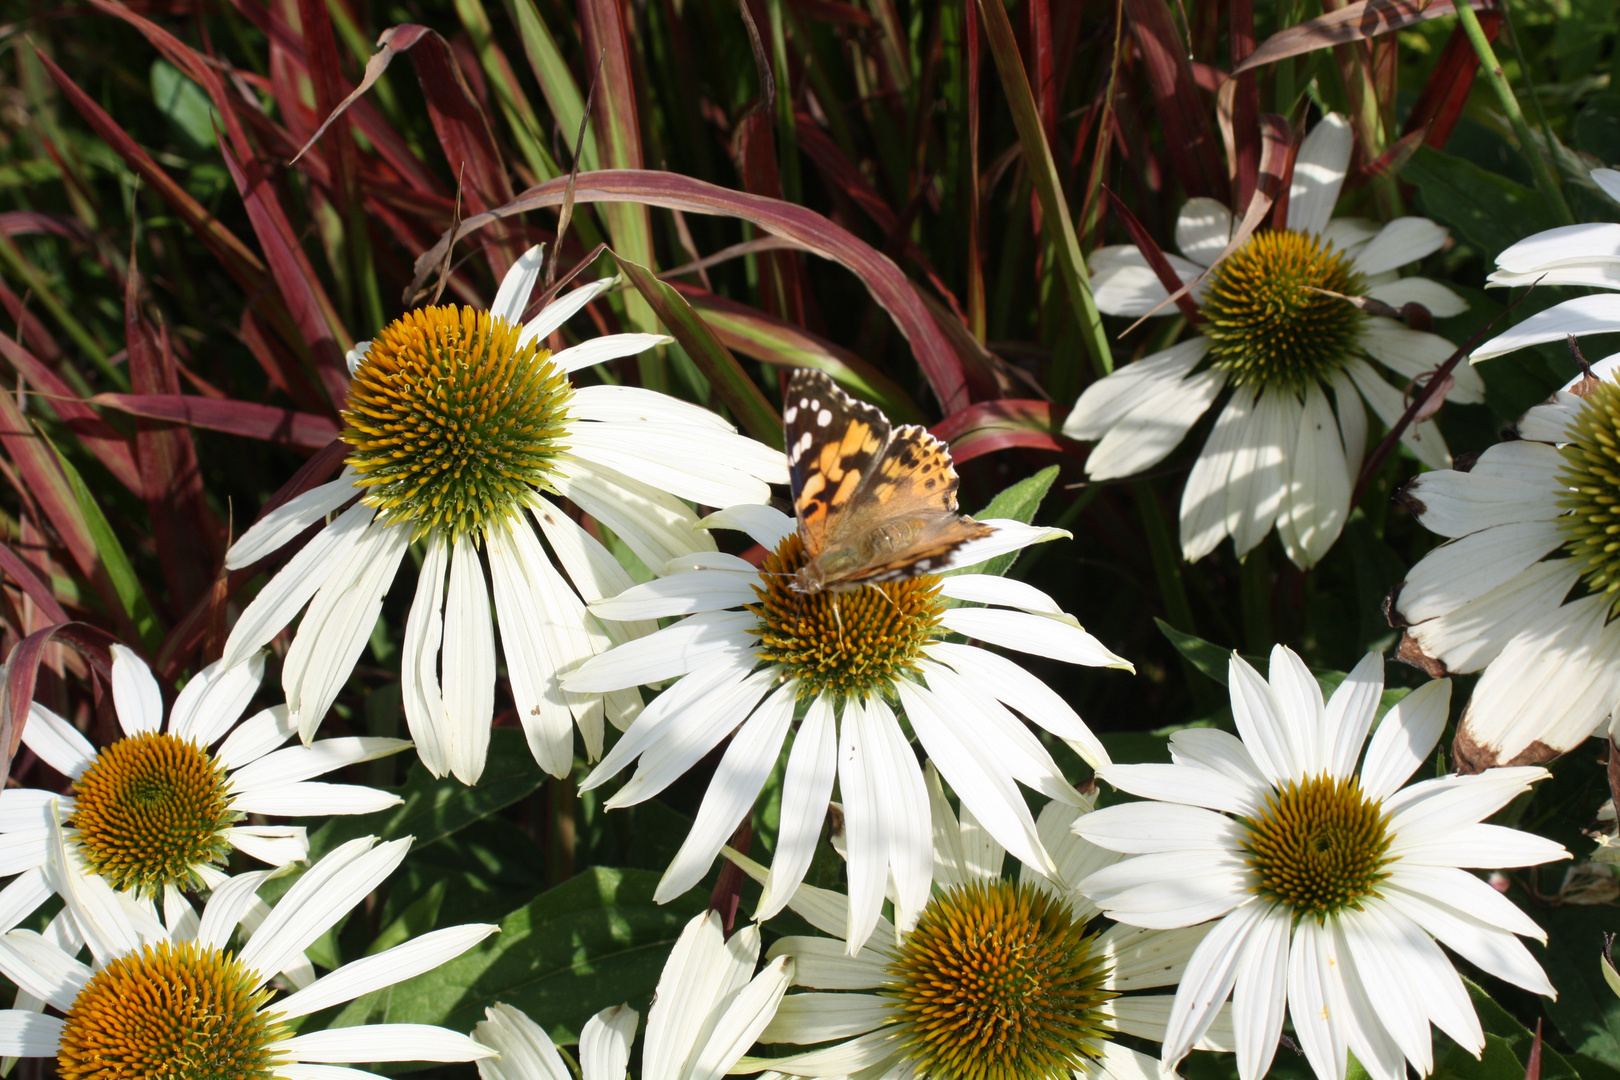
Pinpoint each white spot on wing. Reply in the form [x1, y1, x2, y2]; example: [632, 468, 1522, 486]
[817, 409, 833, 427]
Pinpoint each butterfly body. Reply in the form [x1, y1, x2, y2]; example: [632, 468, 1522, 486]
[784, 369, 991, 594]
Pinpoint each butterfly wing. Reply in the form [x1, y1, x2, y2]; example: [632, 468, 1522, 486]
[827, 424, 994, 584]
[784, 369, 891, 558]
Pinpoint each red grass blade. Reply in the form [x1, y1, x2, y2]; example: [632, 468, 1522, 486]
[1124, 0, 1225, 200]
[2, 621, 119, 780]
[89, 394, 342, 452]
[1233, 0, 1486, 75]
[930, 399, 1076, 464]
[0, 544, 69, 627]
[409, 169, 971, 412]
[1402, 12, 1502, 151]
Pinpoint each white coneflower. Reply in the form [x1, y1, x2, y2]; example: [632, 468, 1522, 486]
[221, 246, 786, 783]
[1077, 647, 1567, 1080]
[1063, 113, 1478, 568]
[474, 908, 790, 1080]
[1389, 356, 1620, 769]
[0, 835, 497, 1076]
[725, 772, 1231, 1080]
[562, 505, 1128, 951]
[0, 645, 405, 952]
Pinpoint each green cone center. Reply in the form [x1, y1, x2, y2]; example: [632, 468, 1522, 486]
[1241, 773, 1394, 920]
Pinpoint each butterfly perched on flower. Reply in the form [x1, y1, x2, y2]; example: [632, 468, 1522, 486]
[784, 369, 992, 594]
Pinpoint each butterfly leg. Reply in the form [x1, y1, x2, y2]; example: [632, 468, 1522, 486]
[832, 592, 846, 652]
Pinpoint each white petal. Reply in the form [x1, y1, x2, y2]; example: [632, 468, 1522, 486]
[0, 1010, 63, 1056]
[554, 332, 674, 373]
[1076, 802, 1242, 855]
[222, 502, 374, 669]
[685, 955, 793, 1080]
[110, 644, 163, 737]
[401, 533, 450, 777]
[580, 1005, 638, 1080]
[281, 518, 410, 743]
[1266, 644, 1326, 776]
[835, 698, 893, 952]
[1402, 558, 1578, 675]
[169, 654, 265, 747]
[654, 681, 797, 903]
[938, 607, 1131, 669]
[1087, 369, 1226, 480]
[196, 868, 279, 951]
[1090, 246, 1201, 316]
[276, 1025, 495, 1063]
[1176, 197, 1235, 267]
[225, 825, 309, 866]
[0, 931, 87, 1012]
[1227, 653, 1293, 786]
[926, 640, 1110, 768]
[590, 569, 758, 621]
[867, 696, 932, 934]
[1473, 293, 1620, 361]
[1346, 357, 1451, 471]
[1161, 903, 1272, 1073]
[919, 661, 1079, 807]
[1379, 883, 1555, 994]
[491, 245, 545, 323]
[1462, 595, 1620, 764]
[443, 532, 496, 784]
[1352, 218, 1448, 276]
[564, 610, 757, 692]
[698, 504, 797, 550]
[568, 423, 774, 509]
[277, 924, 498, 1019]
[229, 737, 410, 794]
[579, 658, 755, 791]
[1288, 115, 1352, 235]
[757, 693, 838, 921]
[938, 574, 1072, 619]
[940, 519, 1071, 573]
[1402, 439, 1564, 538]
[1065, 338, 1211, 443]
[1360, 680, 1451, 801]
[1229, 389, 1299, 557]
[1325, 652, 1384, 779]
[519, 276, 617, 349]
[225, 475, 357, 572]
[1364, 277, 1469, 319]
[1181, 385, 1254, 561]
[1231, 905, 1290, 1080]
[21, 703, 95, 780]
[1397, 521, 1567, 625]
[551, 458, 716, 572]
[529, 495, 656, 644]
[1495, 221, 1620, 274]
[1289, 918, 1349, 1080]
[238, 837, 410, 985]
[1276, 381, 1351, 568]
[475, 1004, 572, 1080]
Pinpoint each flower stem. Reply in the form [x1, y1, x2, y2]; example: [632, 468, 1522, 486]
[1454, 3, 1574, 226]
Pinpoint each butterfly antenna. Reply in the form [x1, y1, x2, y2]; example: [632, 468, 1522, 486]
[866, 582, 905, 619]
[833, 593, 846, 652]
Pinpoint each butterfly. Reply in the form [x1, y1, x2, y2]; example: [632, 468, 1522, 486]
[784, 369, 992, 595]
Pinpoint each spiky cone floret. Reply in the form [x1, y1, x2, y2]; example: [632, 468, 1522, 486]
[723, 771, 1235, 1080]
[1063, 112, 1477, 569]
[0, 836, 498, 1077]
[1389, 356, 1620, 771]
[560, 503, 1131, 953]
[473, 909, 791, 1080]
[0, 644, 406, 972]
[218, 245, 788, 785]
[1074, 646, 1568, 1080]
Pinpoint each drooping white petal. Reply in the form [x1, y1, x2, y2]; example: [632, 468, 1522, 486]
[1088, 369, 1226, 481]
[579, 658, 755, 792]
[1361, 318, 1483, 405]
[757, 693, 838, 921]
[1288, 114, 1352, 235]
[1276, 381, 1352, 569]
[654, 681, 797, 903]
[1181, 385, 1255, 562]
[551, 458, 716, 571]
[400, 533, 450, 777]
[1289, 918, 1349, 1080]
[1229, 389, 1300, 558]
[1402, 559, 1578, 676]
[1089, 245, 1202, 317]
[282, 518, 411, 743]
[938, 607, 1131, 669]
[698, 504, 797, 551]
[1364, 277, 1469, 319]
[1230, 905, 1290, 1080]
[0, 1011, 63, 1056]
[926, 640, 1110, 768]
[836, 698, 889, 954]
[567, 423, 774, 509]
[1161, 902, 1272, 1074]
[1398, 521, 1567, 627]
[474, 1004, 572, 1080]
[529, 495, 655, 645]
[443, 532, 496, 784]
[1064, 338, 1212, 443]
[224, 825, 309, 866]
[564, 610, 758, 693]
[222, 502, 375, 669]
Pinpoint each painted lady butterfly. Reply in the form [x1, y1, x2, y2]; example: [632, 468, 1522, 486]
[784, 369, 992, 594]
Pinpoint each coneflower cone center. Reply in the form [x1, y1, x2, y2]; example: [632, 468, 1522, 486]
[69, 732, 235, 898]
[1200, 229, 1366, 391]
[58, 940, 288, 1080]
[1558, 378, 1620, 611]
[1241, 773, 1393, 919]
[882, 880, 1114, 1080]
[342, 305, 573, 542]
[751, 533, 943, 698]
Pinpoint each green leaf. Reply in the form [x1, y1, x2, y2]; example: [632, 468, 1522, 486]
[1403, 145, 1560, 262]
[1533, 903, 1620, 1067]
[306, 729, 550, 858]
[613, 254, 784, 449]
[44, 431, 161, 651]
[1458, 977, 1581, 1080]
[940, 466, 1060, 582]
[325, 866, 706, 1036]
[149, 60, 219, 150]
[1576, 93, 1620, 167]
[1155, 620, 1244, 686]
